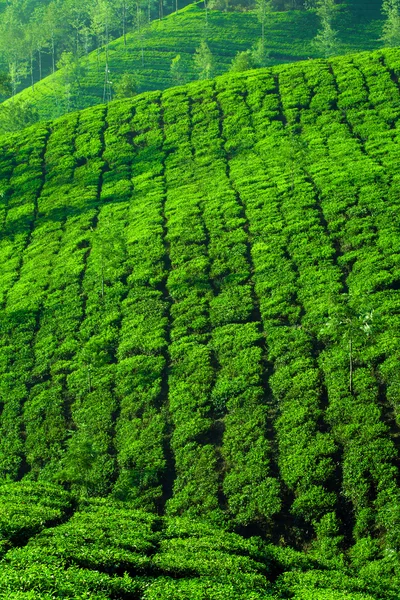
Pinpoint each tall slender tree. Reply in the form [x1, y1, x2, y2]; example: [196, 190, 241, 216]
[0, 7, 27, 97]
[113, 0, 131, 46]
[381, 0, 400, 46]
[31, 7, 49, 81]
[43, 1, 64, 74]
[193, 41, 213, 80]
[313, 0, 339, 57]
[64, 0, 89, 56]
[320, 302, 375, 395]
[170, 53, 185, 83]
[255, 0, 272, 51]
[25, 20, 37, 90]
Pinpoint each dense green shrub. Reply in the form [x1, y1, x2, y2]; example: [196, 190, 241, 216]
[1, 47, 400, 598]
[0, 481, 72, 556]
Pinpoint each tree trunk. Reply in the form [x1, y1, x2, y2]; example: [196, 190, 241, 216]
[123, 1, 126, 47]
[51, 35, 55, 74]
[30, 53, 34, 90]
[10, 61, 16, 98]
[84, 30, 90, 55]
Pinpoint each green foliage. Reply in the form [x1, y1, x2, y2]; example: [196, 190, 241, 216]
[0, 98, 39, 134]
[170, 54, 186, 85]
[229, 49, 255, 72]
[251, 38, 271, 67]
[114, 72, 137, 98]
[193, 41, 214, 80]
[255, 0, 272, 47]
[1, 46, 400, 598]
[313, 0, 340, 57]
[0, 3, 385, 130]
[0, 71, 9, 96]
[0, 499, 272, 597]
[0, 482, 72, 556]
[381, 0, 400, 46]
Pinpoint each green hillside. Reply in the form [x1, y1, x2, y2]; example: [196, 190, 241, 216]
[2, 3, 383, 124]
[1, 46, 400, 597]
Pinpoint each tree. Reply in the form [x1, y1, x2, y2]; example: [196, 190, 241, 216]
[229, 49, 254, 72]
[170, 53, 185, 84]
[31, 6, 50, 81]
[381, 0, 400, 47]
[0, 6, 28, 97]
[320, 301, 375, 394]
[0, 98, 39, 134]
[89, 0, 115, 51]
[255, 0, 272, 51]
[43, 1, 64, 74]
[134, 3, 148, 34]
[313, 0, 339, 57]
[0, 73, 10, 96]
[193, 41, 213, 80]
[64, 0, 90, 56]
[115, 72, 137, 97]
[146, 0, 159, 22]
[208, 0, 230, 10]
[56, 51, 85, 111]
[25, 19, 38, 91]
[251, 38, 270, 67]
[132, 6, 148, 67]
[8, 60, 28, 99]
[113, 0, 132, 46]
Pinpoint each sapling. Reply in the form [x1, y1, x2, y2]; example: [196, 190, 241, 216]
[321, 302, 375, 394]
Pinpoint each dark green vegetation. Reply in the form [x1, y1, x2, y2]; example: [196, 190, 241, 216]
[0, 2, 385, 129]
[2, 45, 400, 597]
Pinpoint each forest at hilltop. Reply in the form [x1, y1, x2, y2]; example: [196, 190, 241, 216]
[0, 0, 387, 132]
[1, 44, 400, 597]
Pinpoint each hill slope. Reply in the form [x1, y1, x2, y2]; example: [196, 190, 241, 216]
[2, 3, 383, 123]
[1, 47, 400, 597]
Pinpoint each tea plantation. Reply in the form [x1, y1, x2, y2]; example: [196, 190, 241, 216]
[1, 46, 400, 597]
[3, 3, 384, 123]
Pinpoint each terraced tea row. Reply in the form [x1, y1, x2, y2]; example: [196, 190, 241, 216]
[1, 47, 400, 597]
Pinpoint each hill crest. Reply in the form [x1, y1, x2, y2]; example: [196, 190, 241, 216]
[0, 3, 384, 129]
